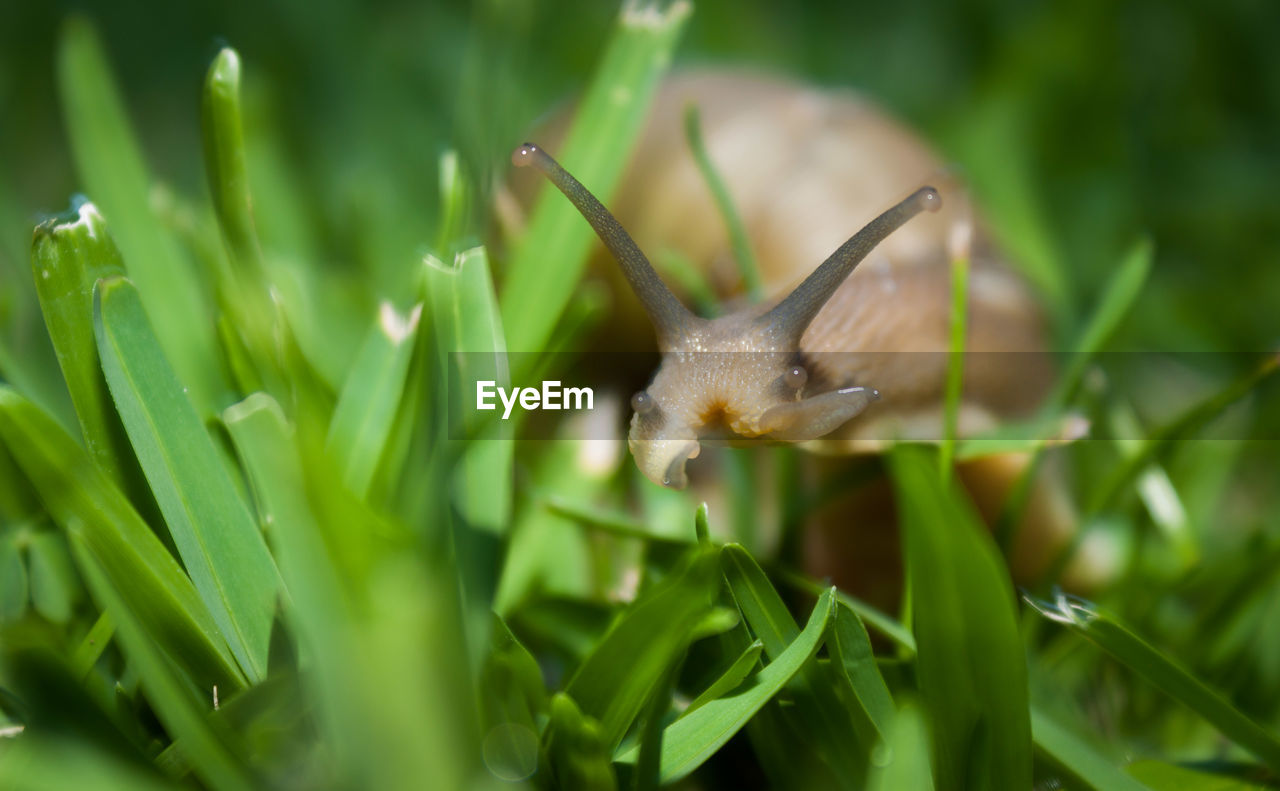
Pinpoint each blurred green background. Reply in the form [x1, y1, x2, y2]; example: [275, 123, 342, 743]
[4, 0, 1278, 349]
[2, 1, 1279, 789]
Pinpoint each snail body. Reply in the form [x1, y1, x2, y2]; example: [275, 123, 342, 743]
[512, 70, 1053, 488]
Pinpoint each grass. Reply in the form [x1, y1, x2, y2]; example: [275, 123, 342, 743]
[1, 2, 1278, 790]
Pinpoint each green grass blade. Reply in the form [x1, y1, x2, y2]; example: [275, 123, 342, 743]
[325, 300, 423, 498]
[722, 544, 874, 783]
[1026, 592, 1280, 772]
[94, 276, 279, 681]
[780, 569, 918, 655]
[567, 545, 721, 752]
[30, 202, 131, 483]
[1030, 705, 1151, 791]
[890, 444, 1032, 791]
[202, 48, 267, 283]
[27, 530, 78, 624]
[224, 393, 478, 790]
[500, 0, 691, 354]
[829, 602, 896, 742]
[68, 531, 252, 791]
[939, 238, 970, 481]
[424, 247, 512, 532]
[0, 386, 244, 692]
[1049, 237, 1153, 409]
[0, 737, 183, 791]
[0, 527, 28, 621]
[617, 588, 838, 783]
[1127, 760, 1271, 790]
[56, 17, 223, 413]
[684, 639, 764, 716]
[545, 693, 619, 791]
[866, 702, 935, 791]
[1089, 352, 1278, 515]
[683, 105, 763, 300]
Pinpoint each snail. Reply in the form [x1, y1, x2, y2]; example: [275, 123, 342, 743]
[508, 70, 1054, 490]
[502, 71, 1111, 595]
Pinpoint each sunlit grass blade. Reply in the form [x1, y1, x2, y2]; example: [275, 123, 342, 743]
[424, 247, 512, 533]
[56, 17, 222, 413]
[616, 588, 837, 783]
[567, 545, 720, 751]
[0, 386, 244, 692]
[94, 276, 279, 681]
[30, 202, 131, 484]
[500, 0, 691, 354]
[1030, 705, 1151, 790]
[325, 300, 422, 498]
[1026, 592, 1280, 773]
[891, 444, 1032, 791]
[68, 531, 252, 791]
[683, 105, 763, 300]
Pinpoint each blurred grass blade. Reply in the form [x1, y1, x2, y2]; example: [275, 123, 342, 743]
[0, 737, 184, 791]
[222, 393, 361, 775]
[1030, 705, 1151, 791]
[0, 386, 244, 692]
[202, 48, 268, 283]
[1089, 352, 1279, 514]
[722, 543, 872, 783]
[1049, 237, 1153, 409]
[866, 702, 935, 791]
[684, 639, 763, 716]
[27, 530, 79, 624]
[545, 693, 619, 791]
[683, 105, 762, 299]
[56, 17, 223, 412]
[617, 588, 837, 783]
[424, 247, 512, 532]
[30, 202, 132, 483]
[202, 46, 297, 398]
[94, 276, 279, 681]
[891, 444, 1032, 791]
[69, 531, 252, 791]
[325, 300, 422, 498]
[829, 602, 895, 742]
[1127, 760, 1271, 790]
[1026, 591, 1280, 772]
[224, 393, 477, 790]
[0, 528, 27, 621]
[940, 230, 970, 480]
[567, 545, 720, 751]
[500, 0, 691, 354]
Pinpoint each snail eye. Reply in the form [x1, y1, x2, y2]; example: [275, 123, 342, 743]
[631, 391, 657, 414]
[784, 365, 808, 389]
